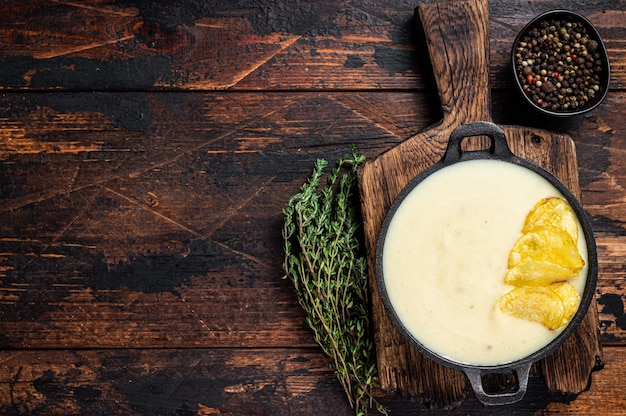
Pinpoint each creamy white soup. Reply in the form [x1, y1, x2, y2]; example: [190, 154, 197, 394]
[381, 159, 588, 366]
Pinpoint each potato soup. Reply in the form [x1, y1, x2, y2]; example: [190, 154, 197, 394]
[380, 159, 588, 365]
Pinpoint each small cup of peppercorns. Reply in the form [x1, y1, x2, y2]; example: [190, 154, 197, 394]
[512, 10, 610, 117]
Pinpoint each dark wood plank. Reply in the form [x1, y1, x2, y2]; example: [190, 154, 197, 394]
[0, 347, 624, 415]
[0, 348, 351, 415]
[0, 0, 623, 91]
[0, 90, 430, 349]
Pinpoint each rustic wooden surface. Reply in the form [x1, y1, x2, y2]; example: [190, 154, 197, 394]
[0, 0, 624, 414]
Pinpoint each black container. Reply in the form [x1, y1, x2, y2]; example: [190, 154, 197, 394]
[511, 10, 610, 117]
[376, 122, 598, 406]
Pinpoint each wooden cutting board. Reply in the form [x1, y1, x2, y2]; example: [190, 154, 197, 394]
[358, 0, 602, 407]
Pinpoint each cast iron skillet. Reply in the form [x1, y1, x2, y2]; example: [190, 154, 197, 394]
[376, 121, 598, 406]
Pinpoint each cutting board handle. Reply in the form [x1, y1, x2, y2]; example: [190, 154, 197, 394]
[416, 0, 492, 124]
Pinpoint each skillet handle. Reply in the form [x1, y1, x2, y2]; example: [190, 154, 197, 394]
[464, 362, 532, 406]
[442, 121, 513, 164]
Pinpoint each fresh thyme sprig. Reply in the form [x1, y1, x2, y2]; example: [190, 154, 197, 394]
[282, 149, 386, 416]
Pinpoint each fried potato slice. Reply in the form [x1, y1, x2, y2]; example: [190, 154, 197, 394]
[499, 197, 584, 330]
[504, 259, 579, 286]
[551, 281, 580, 322]
[508, 226, 584, 272]
[498, 282, 580, 330]
[522, 197, 579, 244]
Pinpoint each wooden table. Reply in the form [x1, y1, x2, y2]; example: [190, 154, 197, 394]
[0, 0, 624, 414]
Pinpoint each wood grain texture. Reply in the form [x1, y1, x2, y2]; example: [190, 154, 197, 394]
[0, 0, 624, 91]
[358, 0, 601, 406]
[0, 347, 624, 415]
[0, 90, 430, 350]
[0, 348, 352, 415]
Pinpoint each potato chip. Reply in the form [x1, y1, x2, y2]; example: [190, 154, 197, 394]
[508, 226, 584, 272]
[498, 286, 564, 330]
[522, 197, 579, 244]
[504, 259, 579, 286]
[498, 197, 584, 330]
[498, 282, 580, 330]
[551, 281, 580, 323]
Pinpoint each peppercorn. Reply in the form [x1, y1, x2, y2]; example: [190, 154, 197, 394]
[541, 81, 556, 94]
[514, 14, 606, 113]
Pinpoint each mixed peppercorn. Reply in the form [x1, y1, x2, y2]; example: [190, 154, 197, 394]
[514, 16, 606, 113]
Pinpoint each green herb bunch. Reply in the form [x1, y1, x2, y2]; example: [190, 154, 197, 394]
[282, 149, 386, 415]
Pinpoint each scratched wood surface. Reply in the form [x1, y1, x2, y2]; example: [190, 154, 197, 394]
[0, 0, 625, 415]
